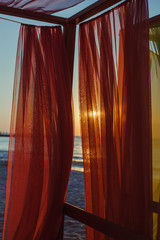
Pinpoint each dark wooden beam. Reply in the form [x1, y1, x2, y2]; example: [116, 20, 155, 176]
[0, 5, 67, 25]
[64, 203, 151, 240]
[63, 24, 76, 78]
[68, 0, 124, 24]
[0, 3, 159, 27]
[56, 215, 64, 240]
[149, 14, 160, 28]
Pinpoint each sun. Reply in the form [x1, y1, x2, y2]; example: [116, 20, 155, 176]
[89, 110, 98, 118]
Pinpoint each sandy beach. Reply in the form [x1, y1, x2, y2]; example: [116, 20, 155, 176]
[0, 163, 85, 240]
[65, 170, 85, 239]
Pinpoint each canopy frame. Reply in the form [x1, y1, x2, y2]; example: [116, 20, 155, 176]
[0, 0, 160, 26]
[0, 1, 160, 240]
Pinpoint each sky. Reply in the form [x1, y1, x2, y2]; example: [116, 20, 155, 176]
[0, 0, 160, 136]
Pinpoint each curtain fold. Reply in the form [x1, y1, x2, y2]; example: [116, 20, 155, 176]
[3, 24, 74, 240]
[150, 25, 160, 240]
[79, 0, 152, 239]
[0, 0, 84, 15]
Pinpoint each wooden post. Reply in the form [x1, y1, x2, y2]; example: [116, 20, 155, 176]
[63, 23, 76, 79]
[56, 24, 76, 240]
[56, 216, 64, 240]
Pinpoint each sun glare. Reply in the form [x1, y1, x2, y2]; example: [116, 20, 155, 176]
[89, 110, 98, 118]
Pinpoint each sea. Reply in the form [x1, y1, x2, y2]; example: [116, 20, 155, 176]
[0, 136, 84, 171]
[0, 137, 8, 165]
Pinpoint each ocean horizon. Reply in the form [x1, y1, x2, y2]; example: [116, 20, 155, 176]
[0, 135, 84, 172]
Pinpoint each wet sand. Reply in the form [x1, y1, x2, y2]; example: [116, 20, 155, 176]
[0, 164, 85, 240]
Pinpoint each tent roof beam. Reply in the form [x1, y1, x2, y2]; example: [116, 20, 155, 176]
[68, 0, 124, 24]
[150, 14, 160, 27]
[0, 5, 67, 25]
[0, 3, 160, 27]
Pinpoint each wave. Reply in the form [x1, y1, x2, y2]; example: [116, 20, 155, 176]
[0, 136, 84, 171]
[0, 150, 8, 162]
[71, 166, 84, 172]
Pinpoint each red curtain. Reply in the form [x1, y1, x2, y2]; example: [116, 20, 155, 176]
[0, 0, 84, 14]
[79, 0, 152, 239]
[3, 24, 74, 240]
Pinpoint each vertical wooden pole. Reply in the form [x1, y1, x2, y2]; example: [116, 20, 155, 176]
[56, 24, 76, 240]
[63, 23, 76, 79]
[56, 216, 64, 240]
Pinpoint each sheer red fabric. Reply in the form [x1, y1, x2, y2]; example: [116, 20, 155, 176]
[79, 0, 152, 239]
[3, 24, 74, 240]
[0, 0, 84, 14]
